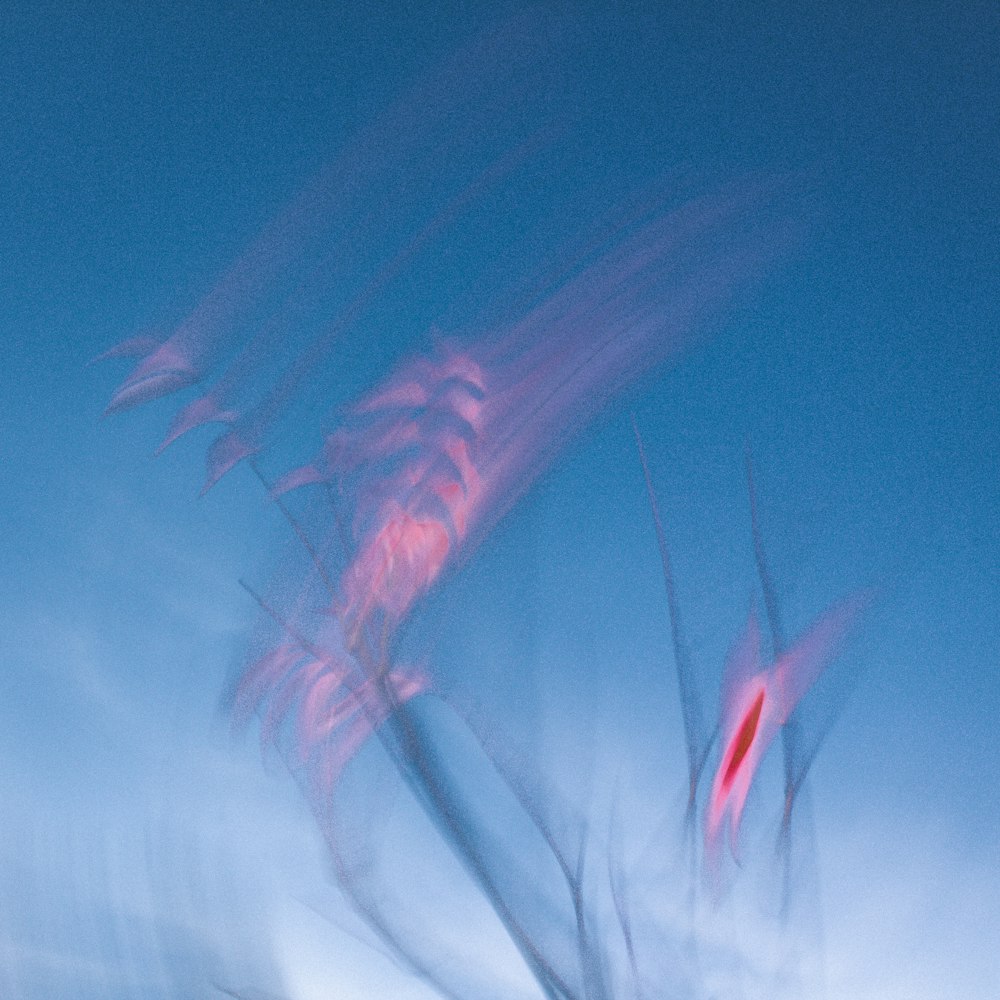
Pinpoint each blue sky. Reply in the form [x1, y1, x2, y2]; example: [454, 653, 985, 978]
[1, 3, 998, 998]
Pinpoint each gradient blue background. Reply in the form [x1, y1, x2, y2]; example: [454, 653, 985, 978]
[1, 3, 997, 997]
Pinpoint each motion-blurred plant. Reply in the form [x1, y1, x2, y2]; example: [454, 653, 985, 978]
[99, 14, 863, 999]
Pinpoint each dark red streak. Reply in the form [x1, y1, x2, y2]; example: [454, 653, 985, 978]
[722, 690, 765, 790]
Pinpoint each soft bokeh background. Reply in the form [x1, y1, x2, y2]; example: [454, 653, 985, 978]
[2, 3, 997, 998]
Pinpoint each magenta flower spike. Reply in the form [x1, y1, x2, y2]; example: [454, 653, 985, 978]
[707, 596, 865, 868]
